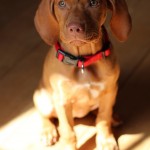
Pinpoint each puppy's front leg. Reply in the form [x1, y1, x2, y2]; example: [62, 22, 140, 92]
[54, 90, 77, 150]
[96, 85, 119, 150]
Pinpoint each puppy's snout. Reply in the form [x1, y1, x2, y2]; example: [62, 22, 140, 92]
[67, 23, 84, 34]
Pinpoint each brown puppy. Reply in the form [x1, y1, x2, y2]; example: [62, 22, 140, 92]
[33, 0, 131, 149]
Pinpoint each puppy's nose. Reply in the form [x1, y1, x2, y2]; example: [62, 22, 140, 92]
[67, 23, 84, 34]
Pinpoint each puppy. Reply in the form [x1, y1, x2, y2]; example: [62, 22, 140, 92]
[33, 0, 131, 149]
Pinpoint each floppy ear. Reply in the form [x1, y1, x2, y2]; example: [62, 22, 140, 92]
[34, 0, 59, 45]
[107, 0, 132, 42]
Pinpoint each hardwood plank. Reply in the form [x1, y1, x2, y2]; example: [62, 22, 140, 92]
[116, 50, 150, 117]
[0, 0, 41, 78]
[115, 52, 150, 149]
[0, 42, 48, 126]
[0, 0, 40, 29]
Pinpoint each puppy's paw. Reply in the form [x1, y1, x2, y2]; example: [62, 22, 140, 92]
[96, 135, 119, 150]
[41, 124, 59, 146]
[61, 144, 77, 150]
[58, 136, 77, 150]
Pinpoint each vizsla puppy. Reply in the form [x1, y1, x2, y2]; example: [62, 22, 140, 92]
[33, 0, 131, 149]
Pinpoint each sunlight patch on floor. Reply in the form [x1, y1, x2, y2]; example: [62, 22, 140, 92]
[0, 109, 149, 150]
[0, 108, 41, 150]
[0, 108, 96, 150]
[119, 133, 150, 150]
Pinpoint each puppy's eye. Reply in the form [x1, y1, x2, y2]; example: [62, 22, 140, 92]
[90, 0, 100, 7]
[58, 0, 66, 8]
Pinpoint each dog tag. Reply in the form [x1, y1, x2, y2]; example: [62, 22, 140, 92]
[81, 68, 84, 74]
[81, 62, 84, 74]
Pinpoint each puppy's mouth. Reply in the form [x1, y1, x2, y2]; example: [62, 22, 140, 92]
[69, 37, 100, 46]
[70, 40, 86, 46]
[60, 33, 100, 47]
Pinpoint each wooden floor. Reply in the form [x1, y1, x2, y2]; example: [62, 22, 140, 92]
[0, 0, 150, 149]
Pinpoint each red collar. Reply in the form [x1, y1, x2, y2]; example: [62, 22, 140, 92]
[55, 42, 111, 68]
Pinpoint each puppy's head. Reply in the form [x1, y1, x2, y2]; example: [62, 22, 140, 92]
[34, 0, 132, 46]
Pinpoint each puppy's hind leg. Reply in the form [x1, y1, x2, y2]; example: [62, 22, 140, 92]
[33, 88, 58, 146]
[96, 85, 119, 150]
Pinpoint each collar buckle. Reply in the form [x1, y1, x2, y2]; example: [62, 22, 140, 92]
[57, 49, 78, 66]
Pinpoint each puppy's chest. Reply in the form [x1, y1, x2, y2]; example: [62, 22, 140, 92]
[59, 79, 106, 106]
[72, 68, 104, 97]
[72, 81, 105, 99]
[57, 69, 106, 103]
[52, 70, 106, 117]
[62, 80, 105, 117]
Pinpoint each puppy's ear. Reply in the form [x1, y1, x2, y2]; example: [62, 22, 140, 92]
[34, 0, 59, 45]
[107, 0, 132, 41]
